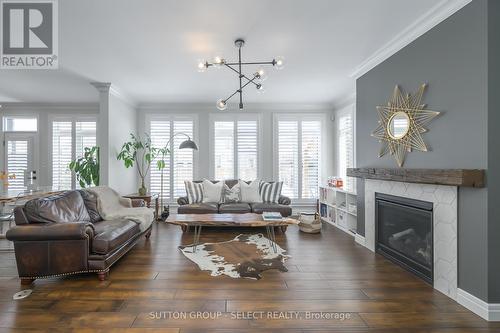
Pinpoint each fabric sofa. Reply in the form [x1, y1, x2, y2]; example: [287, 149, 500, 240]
[6, 188, 153, 285]
[177, 180, 292, 217]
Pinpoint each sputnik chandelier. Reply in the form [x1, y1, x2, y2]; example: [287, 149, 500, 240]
[197, 39, 284, 110]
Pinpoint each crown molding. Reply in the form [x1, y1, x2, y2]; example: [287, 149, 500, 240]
[90, 82, 111, 93]
[350, 0, 473, 79]
[138, 102, 334, 112]
[0, 102, 99, 111]
[332, 92, 356, 111]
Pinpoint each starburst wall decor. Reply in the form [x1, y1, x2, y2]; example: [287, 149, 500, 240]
[371, 84, 441, 167]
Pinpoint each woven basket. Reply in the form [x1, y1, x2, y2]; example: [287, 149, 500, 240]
[298, 212, 321, 233]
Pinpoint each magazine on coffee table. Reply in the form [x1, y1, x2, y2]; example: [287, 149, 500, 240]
[262, 212, 283, 221]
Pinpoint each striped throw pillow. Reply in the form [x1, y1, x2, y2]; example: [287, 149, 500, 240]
[184, 180, 203, 204]
[259, 181, 283, 203]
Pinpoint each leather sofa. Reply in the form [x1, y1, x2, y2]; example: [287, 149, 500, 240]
[6, 189, 152, 285]
[177, 180, 293, 217]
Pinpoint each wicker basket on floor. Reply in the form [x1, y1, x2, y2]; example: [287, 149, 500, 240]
[298, 212, 321, 233]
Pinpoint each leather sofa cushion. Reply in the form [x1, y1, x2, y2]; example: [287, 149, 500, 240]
[219, 203, 251, 214]
[78, 190, 102, 223]
[92, 219, 140, 255]
[251, 203, 292, 217]
[24, 191, 91, 223]
[177, 203, 219, 214]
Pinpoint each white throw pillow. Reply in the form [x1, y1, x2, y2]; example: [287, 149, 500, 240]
[202, 179, 223, 203]
[239, 179, 262, 203]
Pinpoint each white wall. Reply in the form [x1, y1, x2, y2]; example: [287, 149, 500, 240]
[106, 92, 138, 195]
[0, 103, 99, 187]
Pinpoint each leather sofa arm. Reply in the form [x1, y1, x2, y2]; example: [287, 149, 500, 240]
[178, 196, 189, 205]
[6, 222, 95, 242]
[278, 195, 291, 205]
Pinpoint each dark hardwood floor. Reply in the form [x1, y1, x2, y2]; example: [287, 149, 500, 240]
[0, 221, 498, 332]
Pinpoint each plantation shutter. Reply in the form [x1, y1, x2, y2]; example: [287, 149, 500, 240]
[52, 121, 73, 189]
[149, 119, 194, 201]
[150, 120, 171, 201]
[277, 121, 299, 198]
[75, 121, 97, 188]
[173, 121, 194, 198]
[214, 121, 234, 179]
[237, 120, 258, 181]
[75, 122, 97, 159]
[338, 113, 354, 191]
[6, 140, 29, 190]
[301, 121, 321, 199]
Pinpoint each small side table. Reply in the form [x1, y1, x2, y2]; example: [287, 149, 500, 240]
[123, 193, 160, 221]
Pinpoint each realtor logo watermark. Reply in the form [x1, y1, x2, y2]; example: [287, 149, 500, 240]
[0, 0, 58, 69]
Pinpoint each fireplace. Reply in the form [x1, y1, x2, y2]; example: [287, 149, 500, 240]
[375, 193, 433, 284]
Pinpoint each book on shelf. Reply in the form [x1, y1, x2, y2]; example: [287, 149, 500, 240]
[262, 212, 283, 221]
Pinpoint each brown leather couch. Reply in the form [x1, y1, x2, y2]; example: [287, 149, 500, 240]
[6, 189, 152, 285]
[177, 180, 292, 217]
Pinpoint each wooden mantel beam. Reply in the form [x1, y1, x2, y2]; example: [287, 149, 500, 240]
[346, 168, 485, 188]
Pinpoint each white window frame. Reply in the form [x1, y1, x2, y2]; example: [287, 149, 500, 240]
[209, 113, 262, 180]
[49, 114, 97, 189]
[145, 113, 199, 201]
[273, 113, 326, 203]
[2, 114, 39, 132]
[336, 103, 356, 192]
[1, 113, 40, 186]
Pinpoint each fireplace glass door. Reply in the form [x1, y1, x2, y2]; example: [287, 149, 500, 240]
[375, 193, 433, 283]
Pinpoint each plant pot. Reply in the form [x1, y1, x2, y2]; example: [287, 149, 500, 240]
[138, 179, 147, 196]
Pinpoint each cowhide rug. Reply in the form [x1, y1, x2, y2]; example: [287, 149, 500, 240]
[179, 234, 290, 280]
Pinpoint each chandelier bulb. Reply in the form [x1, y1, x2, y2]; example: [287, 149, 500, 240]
[216, 99, 227, 110]
[255, 68, 268, 81]
[274, 56, 285, 70]
[214, 56, 225, 67]
[197, 59, 207, 72]
[256, 84, 265, 94]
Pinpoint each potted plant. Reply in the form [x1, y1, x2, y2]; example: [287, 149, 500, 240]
[117, 134, 159, 195]
[69, 146, 100, 188]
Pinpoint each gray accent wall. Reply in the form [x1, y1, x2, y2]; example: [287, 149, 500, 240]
[355, 0, 490, 301]
[487, 0, 500, 303]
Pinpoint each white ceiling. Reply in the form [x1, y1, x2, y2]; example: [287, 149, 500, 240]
[0, 0, 441, 105]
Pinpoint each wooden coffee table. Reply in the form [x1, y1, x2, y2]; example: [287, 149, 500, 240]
[166, 213, 299, 252]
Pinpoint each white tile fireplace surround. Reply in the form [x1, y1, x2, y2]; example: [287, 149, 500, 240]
[364, 179, 457, 300]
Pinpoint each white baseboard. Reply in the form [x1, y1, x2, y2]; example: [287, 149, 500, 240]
[354, 233, 366, 247]
[457, 288, 500, 321]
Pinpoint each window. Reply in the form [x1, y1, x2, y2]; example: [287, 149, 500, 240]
[211, 116, 259, 180]
[275, 115, 322, 200]
[214, 122, 234, 179]
[5, 136, 34, 191]
[149, 117, 195, 201]
[52, 121, 73, 189]
[51, 118, 97, 189]
[3, 116, 37, 132]
[337, 109, 355, 192]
